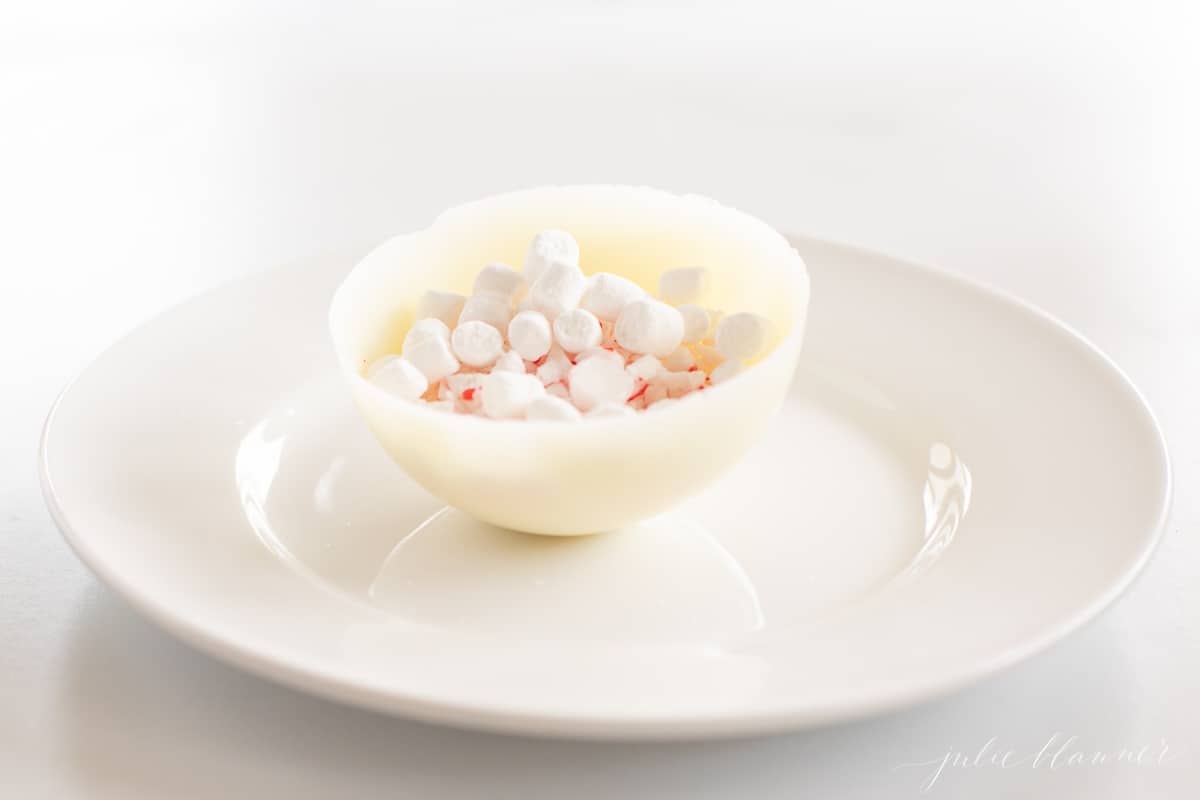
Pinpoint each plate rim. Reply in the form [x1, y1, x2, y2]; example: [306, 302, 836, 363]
[39, 235, 1174, 739]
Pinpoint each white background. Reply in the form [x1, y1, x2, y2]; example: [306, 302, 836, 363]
[2, 1, 1197, 797]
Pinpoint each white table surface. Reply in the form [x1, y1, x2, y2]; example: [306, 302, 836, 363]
[2, 2, 1197, 797]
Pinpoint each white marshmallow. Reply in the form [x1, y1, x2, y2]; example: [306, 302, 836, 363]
[648, 397, 678, 411]
[529, 260, 587, 319]
[451, 320, 503, 367]
[569, 356, 635, 412]
[481, 371, 544, 419]
[587, 402, 637, 419]
[403, 334, 460, 382]
[659, 369, 705, 397]
[576, 347, 625, 368]
[599, 319, 616, 346]
[715, 312, 770, 361]
[473, 263, 524, 299]
[711, 358, 744, 384]
[524, 230, 580, 285]
[446, 372, 485, 394]
[427, 399, 457, 413]
[492, 349, 525, 373]
[525, 394, 583, 422]
[458, 292, 512, 332]
[661, 346, 696, 372]
[644, 382, 668, 406]
[366, 355, 428, 400]
[402, 318, 450, 355]
[626, 354, 663, 381]
[545, 382, 570, 400]
[702, 309, 724, 344]
[579, 272, 644, 321]
[415, 291, 466, 329]
[614, 298, 685, 357]
[692, 343, 725, 371]
[446, 374, 485, 412]
[552, 308, 602, 353]
[658, 267, 710, 305]
[507, 310, 553, 361]
[677, 303, 712, 344]
[535, 346, 573, 385]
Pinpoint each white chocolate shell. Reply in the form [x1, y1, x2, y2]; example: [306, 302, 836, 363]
[329, 185, 809, 535]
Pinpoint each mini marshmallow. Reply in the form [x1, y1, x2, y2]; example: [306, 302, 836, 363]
[446, 372, 485, 394]
[525, 230, 580, 285]
[403, 334, 460, 382]
[658, 267, 710, 305]
[529, 260, 587, 319]
[569, 356, 635, 412]
[599, 319, 616, 346]
[448, 375, 485, 412]
[648, 397, 678, 411]
[492, 349, 525, 373]
[677, 304, 712, 344]
[703, 309, 724, 344]
[711, 358, 744, 384]
[473, 263, 524, 299]
[402, 318, 451, 355]
[692, 343, 725, 371]
[579, 272, 644, 321]
[525, 394, 583, 422]
[715, 312, 770, 361]
[415, 291, 466, 329]
[535, 346, 573, 385]
[587, 402, 637, 419]
[614, 298, 685, 358]
[366, 355, 428, 400]
[644, 382, 668, 406]
[576, 347, 625, 368]
[458, 292, 512, 332]
[545, 382, 570, 399]
[534, 361, 567, 385]
[661, 346, 696, 372]
[427, 399, 457, 413]
[481, 371, 544, 419]
[659, 369, 706, 397]
[626, 354, 663, 382]
[553, 308, 602, 353]
[451, 320, 503, 367]
[507, 310, 553, 361]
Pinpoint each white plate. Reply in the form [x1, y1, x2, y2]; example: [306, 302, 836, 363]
[40, 237, 1171, 739]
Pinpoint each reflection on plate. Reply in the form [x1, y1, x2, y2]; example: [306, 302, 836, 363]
[234, 357, 960, 644]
